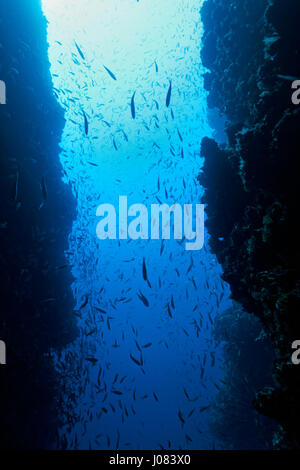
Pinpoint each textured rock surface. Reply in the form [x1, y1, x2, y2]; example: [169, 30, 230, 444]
[0, 0, 77, 448]
[200, 0, 300, 447]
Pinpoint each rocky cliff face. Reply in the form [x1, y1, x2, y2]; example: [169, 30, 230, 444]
[200, 0, 300, 447]
[0, 0, 77, 448]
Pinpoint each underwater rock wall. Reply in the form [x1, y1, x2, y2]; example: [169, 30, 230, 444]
[0, 0, 77, 448]
[200, 0, 300, 447]
[211, 303, 275, 450]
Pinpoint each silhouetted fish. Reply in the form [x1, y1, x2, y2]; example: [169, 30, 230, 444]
[131, 91, 136, 119]
[137, 291, 149, 307]
[166, 80, 172, 107]
[103, 65, 117, 80]
[83, 111, 88, 135]
[75, 41, 85, 60]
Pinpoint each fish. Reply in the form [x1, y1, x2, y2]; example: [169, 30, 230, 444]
[79, 294, 88, 310]
[142, 257, 148, 282]
[166, 80, 172, 107]
[116, 429, 120, 449]
[177, 128, 183, 142]
[103, 65, 117, 80]
[75, 41, 85, 60]
[129, 353, 142, 367]
[95, 307, 107, 314]
[85, 357, 98, 364]
[137, 291, 149, 307]
[131, 91, 136, 119]
[82, 111, 89, 135]
[167, 303, 173, 318]
[113, 373, 118, 385]
[178, 410, 185, 425]
[121, 129, 128, 141]
[199, 405, 210, 413]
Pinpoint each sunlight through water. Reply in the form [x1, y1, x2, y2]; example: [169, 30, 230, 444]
[42, 0, 232, 450]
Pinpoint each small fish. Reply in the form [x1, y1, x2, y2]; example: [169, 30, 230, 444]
[121, 130, 128, 141]
[131, 91, 136, 119]
[95, 306, 107, 314]
[166, 80, 172, 107]
[75, 41, 85, 60]
[113, 373, 119, 384]
[85, 357, 98, 364]
[82, 111, 89, 135]
[137, 291, 149, 307]
[103, 65, 117, 80]
[79, 294, 88, 310]
[142, 257, 148, 282]
[130, 353, 142, 367]
[199, 405, 210, 413]
[178, 410, 185, 425]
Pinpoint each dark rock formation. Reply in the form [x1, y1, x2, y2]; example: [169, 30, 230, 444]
[211, 303, 275, 449]
[200, 0, 300, 447]
[0, 0, 77, 448]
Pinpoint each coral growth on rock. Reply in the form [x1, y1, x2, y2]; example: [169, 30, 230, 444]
[200, 0, 300, 447]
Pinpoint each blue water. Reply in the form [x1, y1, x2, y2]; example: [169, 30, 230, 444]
[42, 0, 231, 450]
